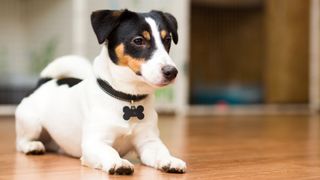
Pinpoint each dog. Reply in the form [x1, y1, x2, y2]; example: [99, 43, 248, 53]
[15, 9, 186, 175]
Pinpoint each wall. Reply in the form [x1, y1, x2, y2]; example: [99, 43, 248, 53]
[0, 0, 26, 76]
[190, 3, 265, 104]
[265, 0, 310, 103]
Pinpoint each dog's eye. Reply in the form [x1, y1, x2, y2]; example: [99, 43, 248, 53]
[132, 36, 145, 46]
[163, 36, 172, 52]
[165, 36, 171, 44]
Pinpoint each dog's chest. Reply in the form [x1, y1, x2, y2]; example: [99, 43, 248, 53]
[112, 119, 140, 156]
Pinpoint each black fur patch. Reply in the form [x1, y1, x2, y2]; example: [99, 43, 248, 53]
[36, 77, 53, 88]
[107, 14, 156, 64]
[148, 10, 178, 44]
[56, 78, 82, 87]
[26, 77, 52, 97]
[26, 77, 82, 98]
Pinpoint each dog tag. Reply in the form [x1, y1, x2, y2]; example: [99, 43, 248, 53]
[123, 105, 144, 120]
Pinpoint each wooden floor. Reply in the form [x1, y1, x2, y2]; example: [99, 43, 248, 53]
[0, 115, 320, 179]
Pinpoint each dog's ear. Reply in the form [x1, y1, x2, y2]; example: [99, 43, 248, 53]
[91, 9, 133, 44]
[163, 12, 178, 44]
[151, 11, 178, 44]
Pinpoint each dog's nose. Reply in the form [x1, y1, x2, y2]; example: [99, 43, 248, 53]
[162, 65, 178, 81]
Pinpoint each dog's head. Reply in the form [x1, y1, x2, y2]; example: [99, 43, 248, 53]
[91, 9, 178, 87]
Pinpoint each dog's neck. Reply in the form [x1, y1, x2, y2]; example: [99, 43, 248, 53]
[93, 46, 155, 95]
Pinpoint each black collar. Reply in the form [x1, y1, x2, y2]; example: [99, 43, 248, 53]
[97, 78, 148, 103]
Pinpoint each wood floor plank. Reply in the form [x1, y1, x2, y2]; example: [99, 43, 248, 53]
[0, 115, 319, 179]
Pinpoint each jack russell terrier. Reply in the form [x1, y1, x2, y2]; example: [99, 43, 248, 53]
[15, 9, 186, 175]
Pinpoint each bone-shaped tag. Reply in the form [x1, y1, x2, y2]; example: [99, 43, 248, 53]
[123, 105, 144, 120]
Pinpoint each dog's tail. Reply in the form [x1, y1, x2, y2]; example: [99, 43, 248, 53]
[40, 55, 92, 79]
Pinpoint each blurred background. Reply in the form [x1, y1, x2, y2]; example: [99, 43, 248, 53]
[0, 0, 319, 116]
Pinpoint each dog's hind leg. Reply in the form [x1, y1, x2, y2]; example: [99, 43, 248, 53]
[15, 99, 46, 155]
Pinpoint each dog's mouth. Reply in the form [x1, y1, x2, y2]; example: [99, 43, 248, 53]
[154, 82, 170, 87]
[142, 77, 176, 88]
[157, 78, 177, 87]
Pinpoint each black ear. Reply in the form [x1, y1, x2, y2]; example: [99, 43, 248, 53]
[163, 12, 178, 44]
[91, 9, 132, 44]
[151, 11, 179, 44]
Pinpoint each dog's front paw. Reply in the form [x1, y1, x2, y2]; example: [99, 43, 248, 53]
[159, 156, 186, 173]
[104, 159, 134, 175]
[23, 141, 46, 155]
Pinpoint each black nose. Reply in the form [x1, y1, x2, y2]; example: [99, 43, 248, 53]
[162, 65, 178, 81]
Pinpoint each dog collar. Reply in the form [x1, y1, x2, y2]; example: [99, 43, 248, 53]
[96, 78, 147, 120]
[97, 78, 148, 102]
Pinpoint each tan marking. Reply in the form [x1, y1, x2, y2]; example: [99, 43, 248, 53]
[115, 43, 144, 73]
[161, 30, 167, 39]
[115, 44, 127, 65]
[112, 10, 123, 17]
[142, 31, 151, 41]
[128, 58, 143, 73]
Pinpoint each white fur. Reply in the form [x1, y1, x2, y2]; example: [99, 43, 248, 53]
[15, 17, 186, 174]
